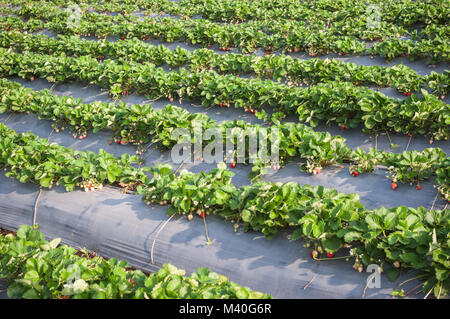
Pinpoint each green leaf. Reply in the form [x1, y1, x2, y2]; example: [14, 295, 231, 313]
[386, 268, 400, 282]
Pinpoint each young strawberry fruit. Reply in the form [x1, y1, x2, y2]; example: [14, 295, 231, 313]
[230, 162, 236, 168]
[187, 213, 193, 221]
[416, 185, 421, 190]
[391, 182, 398, 190]
[310, 250, 318, 259]
[326, 252, 335, 258]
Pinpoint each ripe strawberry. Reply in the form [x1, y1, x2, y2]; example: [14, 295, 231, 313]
[230, 162, 236, 168]
[144, 36, 149, 40]
[123, 91, 127, 95]
[340, 125, 345, 130]
[352, 171, 359, 177]
[116, 140, 121, 145]
[407, 132, 411, 137]
[121, 36, 125, 40]
[326, 252, 335, 258]
[406, 92, 411, 96]
[310, 250, 318, 259]
[30, 77, 35, 81]
[219, 103, 223, 107]
[294, 47, 299, 52]
[391, 182, 398, 190]
[199, 211, 205, 218]
[402, 53, 406, 57]
[416, 185, 421, 190]
[139, 140, 143, 144]
[62, 296, 68, 300]
[7, 27, 11, 31]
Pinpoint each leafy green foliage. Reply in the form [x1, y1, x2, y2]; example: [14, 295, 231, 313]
[0, 225, 271, 299]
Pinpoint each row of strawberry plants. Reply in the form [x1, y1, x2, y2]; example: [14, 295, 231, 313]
[0, 225, 271, 299]
[3, 2, 449, 60]
[0, 78, 448, 198]
[7, 0, 449, 31]
[1, 31, 448, 97]
[0, 123, 448, 298]
[1, 48, 448, 141]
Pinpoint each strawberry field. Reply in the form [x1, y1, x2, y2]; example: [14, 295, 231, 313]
[0, 0, 449, 300]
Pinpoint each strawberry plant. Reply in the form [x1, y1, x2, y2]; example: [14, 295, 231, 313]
[0, 225, 271, 299]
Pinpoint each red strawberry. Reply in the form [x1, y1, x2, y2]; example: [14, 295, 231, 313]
[230, 162, 236, 168]
[310, 250, 317, 259]
[326, 252, 335, 258]
[208, 44, 211, 49]
[219, 103, 223, 107]
[199, 211, 205, 218]
[406, 92, 411, 96]
[315, 168, 321, 174]
[116, 140, 121, 145]
[123, 91, 127, 95]
[139, 140, 143, 144]
[294, 47, 299, 52]
[142, 61, 145, 65]
[144, 36, 149, 40]
[340, 125, 345, 130]
[416, 185, 421, 190]
[7, 27, 11, 31]
[352, 171, 359, 177]
[407, 132, 411, 137]
[121, 36, 125, 40]
[62, 296, 68, 300]
[391, 182, 398, 190]
[402, 53, 406, 57]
